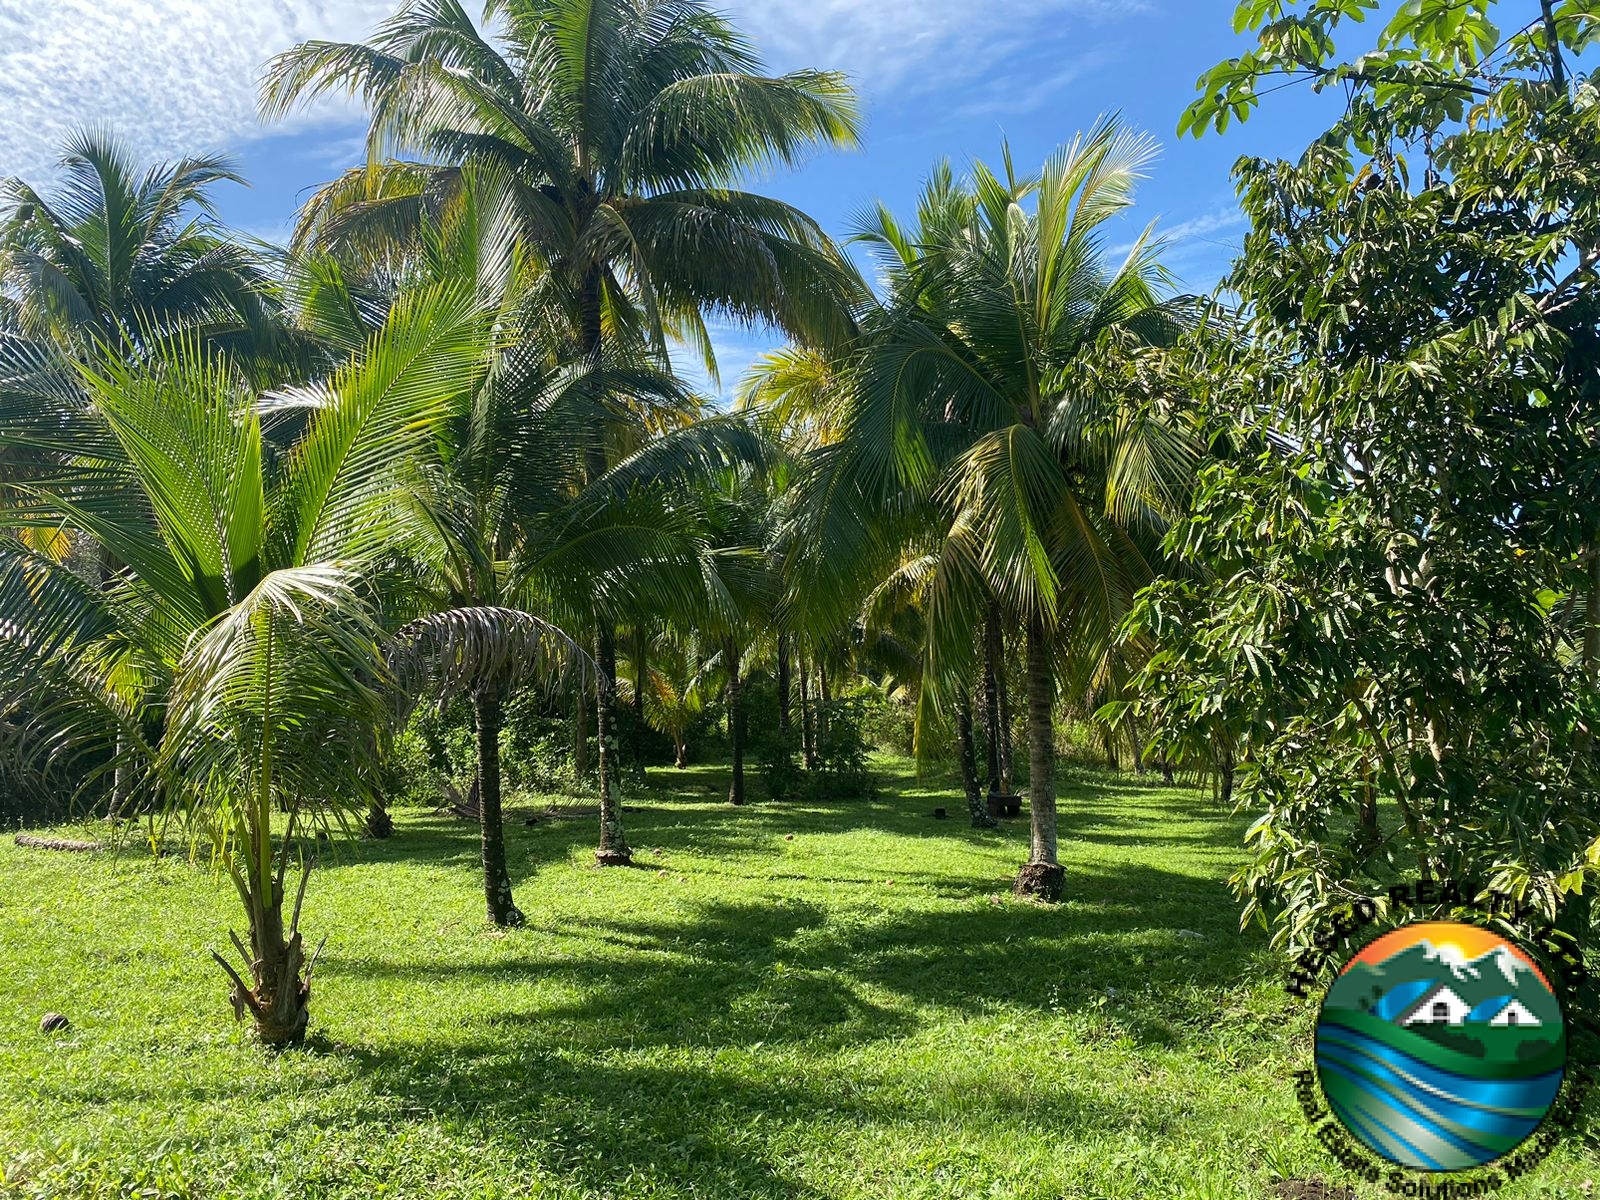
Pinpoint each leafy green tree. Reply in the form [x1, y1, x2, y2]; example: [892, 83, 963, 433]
[0, 282, 493, 1043]
[1126, 0, 1600, 951]
[260, 0, 864, 863]
[798, 128, 1198, 899]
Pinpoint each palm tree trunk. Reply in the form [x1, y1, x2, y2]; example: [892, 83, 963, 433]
[818, 658, 831, 749]
[594, 627, 632, 866]
[574, 681, 590, 780]
[726, 637, 746, 806]
[1217, 738, 1236, 807]
[982, 608, 1003, 796]
[674, 731, 687, 769]
[579, 262, 630, 866]
[776, 633, 792, 736]
[956, 688, 997, 828]
[799, 655, 817, 770]
[996, 634, 1016, 794]
[632, 626, 647, 782]
[108, 735, 131, 818]
[1014, 613, 1062, 901]
[474, 684, 524, 926]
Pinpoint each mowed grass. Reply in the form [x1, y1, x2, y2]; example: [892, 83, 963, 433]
[1, 759, 1595, 1199]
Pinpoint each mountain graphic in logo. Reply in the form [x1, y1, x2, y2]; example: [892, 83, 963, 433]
[1315, 921, 1567, 1172]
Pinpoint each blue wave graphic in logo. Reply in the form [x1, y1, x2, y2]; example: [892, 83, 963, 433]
[1315, 1018, 1564, 1170]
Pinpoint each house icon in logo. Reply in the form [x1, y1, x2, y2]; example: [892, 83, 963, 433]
[1402, 983, 1472, 1026]
[1399, 982, 1544, 1029]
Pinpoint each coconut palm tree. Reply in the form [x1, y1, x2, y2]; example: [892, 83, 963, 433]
[0, 281, 493, 1043]
[386, 316, 731, 913]
[801, 124, 1201, 900]
[260, 0, 864, 862]
[0, 129, 285, 369]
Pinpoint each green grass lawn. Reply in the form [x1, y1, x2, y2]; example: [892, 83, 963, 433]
[1, 759, 1594, 1199]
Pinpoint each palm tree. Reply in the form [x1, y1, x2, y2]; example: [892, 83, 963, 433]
[0, 282, 493, 1042]
[260, 0, 864, 862]
[386, 378, 587, 926]
[385, 301, 722, 916]
[801, 125, 1200, 900]
[0, 129, 285, 369]
[636, 627, 712, 767]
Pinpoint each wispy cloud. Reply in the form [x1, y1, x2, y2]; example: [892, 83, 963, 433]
[1103, 204, 1245, 291]
[727, 0, 1144, 101]
[1159, 208, 1247, 245]
[0, 0, 394, 182]
[672, 320, 778, 406]
[0, 1, 1147, 184]
[945, 47, 1117, 122]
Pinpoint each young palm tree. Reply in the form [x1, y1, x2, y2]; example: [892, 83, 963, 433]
[260, 0, 864, 862]
[0, 282, 493, 1042]
[636, 627, 713, 768]
[802, 125, 1200, 900]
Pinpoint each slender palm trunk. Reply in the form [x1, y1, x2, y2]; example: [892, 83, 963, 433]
[817, 658, 831, 750]
[726, 638, 746, 806]
[996, 635, 1016, 794]
[982, 608, 1003, 795]
[631, 626, 647, 782]
[673, 731, 687, 769]
[574, 682, 590, 779]
[776, 633, 792, 736]
[799, 655, 817, 770]
[1014, 613, 1062, 901]
[108, 735, 131, 818]
[956, 689, 997, 828]
[579, 262, 630, 866]
[474, 685, 524, 926]
[594, 628, 632, 865]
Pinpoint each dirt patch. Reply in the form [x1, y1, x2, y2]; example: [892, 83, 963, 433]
[1269, 1180, 1358, 1200]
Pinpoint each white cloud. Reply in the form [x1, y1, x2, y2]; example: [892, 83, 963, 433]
[1159, 208, 1247, 244]
[0, 0, 394, 182]
[726, 0, 1141, 101]
[0, 0, 1145, 184]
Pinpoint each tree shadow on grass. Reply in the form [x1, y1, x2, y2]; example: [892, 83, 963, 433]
[320, 856, 1267, 1055]
[356, 756, 1252, 885]
[299, 859, 1269, 1199]
[304, 1029, 1149, 1200]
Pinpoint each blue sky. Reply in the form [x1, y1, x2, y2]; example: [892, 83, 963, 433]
[0, 0, 1340, 392]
